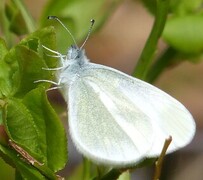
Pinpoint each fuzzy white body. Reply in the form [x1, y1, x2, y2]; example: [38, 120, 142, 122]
[53, 46, 195, 167]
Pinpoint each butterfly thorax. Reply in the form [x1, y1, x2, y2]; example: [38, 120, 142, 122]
[56, 45, 89, 86]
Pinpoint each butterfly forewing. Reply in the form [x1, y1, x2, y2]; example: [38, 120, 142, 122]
[68, 75, 155, 166]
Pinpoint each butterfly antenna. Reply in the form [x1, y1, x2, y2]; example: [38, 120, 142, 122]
[48, 16, 78, 48]
[80, 19, 95, 50]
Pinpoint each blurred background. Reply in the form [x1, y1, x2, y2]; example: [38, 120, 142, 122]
[0, 0, 203, 179]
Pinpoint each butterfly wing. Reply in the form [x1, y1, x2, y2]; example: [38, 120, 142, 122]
[67, 63, 195, 166]
[67, 69, 155, 167]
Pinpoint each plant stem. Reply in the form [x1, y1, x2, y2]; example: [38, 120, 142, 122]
[34, 162, 59, 180]
[13, 0, 35, 33]
[133, 0, 170, 80]
[8, 140, 58, 180]
[146, 47, 177, 83]
[100, 169, 123, 180]
[83, 157, 91, 180]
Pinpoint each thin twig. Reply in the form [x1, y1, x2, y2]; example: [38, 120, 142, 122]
[153, 136, 172, 180]
[8, 139, 43, 166]
[9, 139, 62, 180]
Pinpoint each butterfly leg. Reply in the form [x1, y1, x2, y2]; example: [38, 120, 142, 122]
[42, 45, 66, 66]
[42, 45, 61, 55]
[46, 86, 62, 91]
[34, 79, 59, 85]
[34, 77, 63, 91]
[45, 77, 63, 91]
[42, 67, 64, 71]
[34, 75, 62, 86]
[45, 53, 66, 58]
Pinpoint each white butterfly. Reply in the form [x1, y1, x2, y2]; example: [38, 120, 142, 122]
[37, 16, 195, 167]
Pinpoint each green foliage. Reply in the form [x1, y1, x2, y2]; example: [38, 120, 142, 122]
[5, 1, 28, 35]
[0, 155, 15, 179]
[161, 0, 203, 56]
[163, 14, 203, 54]
[0, 38, 10, 97]
[0, 27, 56, 98]
[0, 26, 67, 179]
[140, 0, 203, 15]
[169, 0, 203, 15]
[0, 144, 47, 179]
[139, 0, 203, 81]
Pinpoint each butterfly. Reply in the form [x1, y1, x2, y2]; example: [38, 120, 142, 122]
[36, 16, 195, 167]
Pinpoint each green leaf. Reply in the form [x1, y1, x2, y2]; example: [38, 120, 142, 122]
[22, 87, 67, 172]
[170, 0, 203, 15]
[15, 27, 57, 96]
[2, 45, 50, 98]
[0, 155, 15, 179]
[9, 10, 28, 35]
[0, 144, 46, 180]
[19, 26, 57, 68]
[163, 14, 203, 54]
[1, 47, 19, 97]
[12, 45, 53, 97]
[0, 143, 59, 179]
[15, 170, 23, 180]
[5, 1, 28, 35]
[3, 87, 67, 174]
[140, 0, 203, 15]
[4, 98, 44, 162]
[0, 38, 8, 59]
[0, 38, 12, 98]
[40, 0, 121, 52]
[0, 27, 57, 98]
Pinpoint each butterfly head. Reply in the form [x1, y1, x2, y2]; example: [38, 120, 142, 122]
[67, 45, 85, 60]
[65, 45, 88, 67]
